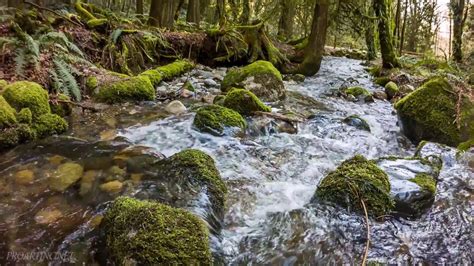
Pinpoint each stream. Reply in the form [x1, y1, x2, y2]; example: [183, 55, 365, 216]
[0, 57, 472, 264]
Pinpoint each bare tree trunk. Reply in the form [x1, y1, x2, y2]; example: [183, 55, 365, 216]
[278, 0, 296, 41]
[216, 0, 226, 27]
[296, 0, 329, 76]
[399, 0, 408, 54]
[187, 0, 201, 25]
[374, 0, 400, 68]
[366, 0, 377, 60]
[450, 0, 466, 62]
[136, 0, 143, 15]
[148, 0, 161, 26]
[240, 0, 250, 24]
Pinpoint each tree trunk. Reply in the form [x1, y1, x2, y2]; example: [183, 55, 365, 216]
[216, 0, 226, 27]
[450, 0, 466, 62]
[278, 0, 296, 40]
[148, 0, 161, 26]
[148, 0, 176, 28]
[240, 0, 250, 24]
[374, 0, 400, 68]
[399, 0, 408, 54]
[136, 0, 143, 15]
[296, 0, 329, 76]
[8, 0, 24, 8]
[187, 0, 201, 25]
[365, 1, 377, 60]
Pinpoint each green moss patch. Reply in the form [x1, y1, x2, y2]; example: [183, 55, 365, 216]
[3, 81, 50, 119]
[193, 104, 246, 136]
[223, 88, 271, 115]
[102, 197, 212, 264]
[395, 77, 473, 146]
[17, 108, 32, 124]
[344, 86, 371, 98]
[138, 69, 163, 86]
[156, 59, 194, 80]
[95, 76, 155, 103]
[384, 81, 399, 99]
[409, 173, 436, 195]
[33, 113, 68, 138]
[0, 95, 17, 128]
[374, 76, 391, 86]
[314, 155, 394, 217]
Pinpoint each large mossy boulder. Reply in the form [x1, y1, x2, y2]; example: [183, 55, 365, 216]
[2, 81, 50, 118]
[376, 156, 441, 217]
[193, 104, 246, 136]
[102, 197, 211, 265]
[0, 95, 17, 128]
[395, 77, 474, 147]
[221, 60, 285, 101]
[94, 76, 155, 103]
[223, 88, 271, 115]
[33, 113, 68, 138]
[313, 155, 394, 217]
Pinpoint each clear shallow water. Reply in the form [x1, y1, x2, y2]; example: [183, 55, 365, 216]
[119, 57, 474, 264]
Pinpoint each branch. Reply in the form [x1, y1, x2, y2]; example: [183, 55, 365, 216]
[360, 199, 370, 266]
[23, 1, 83, 27]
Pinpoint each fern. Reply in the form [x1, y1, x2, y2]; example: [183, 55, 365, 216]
[53, 58, 81, 101]
[14, 48, 27, 79]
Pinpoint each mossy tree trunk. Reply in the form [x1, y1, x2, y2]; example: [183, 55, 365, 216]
[278, 0, 296, 41]
[294, 0, 329, 76]
[187, 0, 201, 25]
[240, 0, 250, 24]
[374, 0, 400, 68]
[216, 0, 226, 27]
[365, 0, 377, 60]
[136, 0, 143, 15]
[450, 0, 466, 62]
[148, 0, 176, 28]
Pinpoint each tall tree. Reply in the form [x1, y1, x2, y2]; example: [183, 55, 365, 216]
[365, 1, 377, 60]
[148, 0, 176, 28]
[278, 0, 296, 41]
[374, 0, 400, 68]
[216, 0, 226, 27]
[240, 0, 250, 24]
[136, 0, 143, 15]
[187, 0, 201, 25]
[450, 0, 466, 62]
[295, 0, 330, 76]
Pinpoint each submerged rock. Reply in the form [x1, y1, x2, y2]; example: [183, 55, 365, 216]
[313, 155, 394, 217]
[221, 60, 286, 101]
[15, 169, 35, 185]
[376, 157, 441, 217]
[395, 77, 474, 147]
[342, 115, 371, 132]
[101, 197, 211, 264]
[223, 88, 271, 115]
[49, 162, 84, 192]
[193, 104, 246, 136]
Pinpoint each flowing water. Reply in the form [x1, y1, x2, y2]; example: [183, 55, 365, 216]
[0, 57, 472, 264]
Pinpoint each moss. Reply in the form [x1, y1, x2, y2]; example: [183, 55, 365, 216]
[75, 0, 96, 20]
[154, 149, 227, 214]
[17, 108, 32, 124]
[0, 79, 7, 91]
[213, 95, 226, 105]
[457, 139, 474, 152]
[95, 76, 155, 104]
[394, 77, 473, 146]
[86, 18, 107, 28]
[33, 113, 68, 138]
[50, 94, 72, 117]
[314, 155, 394, 217]
[16, 123, 36, 142]
[138, 69, 163, 86]
[156, 59, 194, 80]
[344, 86, 370, 97]
[102, 197, 211, 265]
[384, 81, 399, 99]
[223, 88, 271, 115]
[409, 173, 436, 195]
[221, 60, 283, 91]
[85, 76, 98, 91]
[343, 115, 371, 132]
[368, 65, 382, 77]
[0, 128, 19, 150]
[3, 81, 50, 119]
[374, 76, 390, 86]
[0, 95, 17, 128]
[193, 104, 246, 136]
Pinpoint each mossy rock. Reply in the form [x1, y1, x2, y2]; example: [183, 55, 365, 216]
[193, 104, 246, 136]
[102, 197, 211, 265]
[342, 115, 370, 132]
[457, 139, 474, 152]
[85, 76, 98, 91]
[409, 173, 436, 195]
[0, 79, 7, 91]
[313, 155, 394, 217]
[152, 149, 227, 217]
[384, 81, 399, 99]
[221, 61, 285, 101]
[374, 76, 391, 86]
[50, 94, 73, 117]
[33, 113, 68, 138]
[213, 95, 226, 106]
[156, 59, 194, 80]
[394, 77, 474, 147]
[17, 108, 32, 124]
[3, 81, 50, 119]
[344, 86, 371, 98]
[0, 95, 17, 129]
[138, 69, 163, 86]
[95, 76, 155, 104]
[86, 18, 107, 28]
[223, 88, 271, 115]
[0, 123, 36, 150]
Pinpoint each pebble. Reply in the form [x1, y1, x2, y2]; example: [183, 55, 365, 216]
[35, 208, 63, 225]
[99, 180, 123, 193]
[15, 170, 34, 185]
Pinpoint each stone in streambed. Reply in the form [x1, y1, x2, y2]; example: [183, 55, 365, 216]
[193, 104, 246, 136]
[35, 208, 63, 225]
[165, 100, 186, 115]
[49, 162, 84, 192]
[100, 180, 123, 194]
[15, 169, 35, 185]
[343, 115, 371, 132]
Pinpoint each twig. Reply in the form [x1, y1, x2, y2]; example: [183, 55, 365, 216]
[360, 199, 370, 266]
[23, 1, 83, 27]
[253, 111, 304, 123]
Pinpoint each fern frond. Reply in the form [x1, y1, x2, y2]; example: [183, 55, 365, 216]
[14, 48, 27, 78]
[54, 58, 81, 101]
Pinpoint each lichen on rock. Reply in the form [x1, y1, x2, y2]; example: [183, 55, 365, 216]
[223, 88, 271, 115]
[221, 60, 285, 101]
[101, 196, 212, 265]
[313, 155, 394, 217]
[193, 104, 246, 136]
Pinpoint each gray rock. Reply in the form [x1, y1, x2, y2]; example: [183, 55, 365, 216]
[204, 79, 218, 87]
[165, 100, 186, 115]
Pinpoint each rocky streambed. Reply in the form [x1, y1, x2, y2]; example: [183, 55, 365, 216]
[0, 57, 472, 264]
